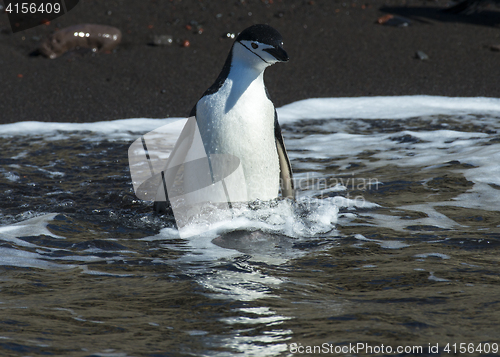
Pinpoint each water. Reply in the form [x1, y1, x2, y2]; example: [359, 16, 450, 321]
[1, 96, 500, 356]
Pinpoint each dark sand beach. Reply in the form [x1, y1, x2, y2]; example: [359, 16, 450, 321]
[1, 0, 499, 123]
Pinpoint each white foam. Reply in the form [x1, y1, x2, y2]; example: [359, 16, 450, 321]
[288, 114, 500, 221]
[277, 96, 500, 123]
[428, 272, 450, 282]
[0, 213, 63, 248]
[0, 247, 77, 269]
[0, 118, 187, 139]
[354, 234, 409, 249]
[415, 253, 451, 260]
[1, 170, 20, 182]
[80, 266, 134, 277]
[146, 197, 339, 265]
[0, 214, 137, 271]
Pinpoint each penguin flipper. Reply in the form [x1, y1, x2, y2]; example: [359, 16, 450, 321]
[153, 114, 198, 214]
[274, 110, 295, 199]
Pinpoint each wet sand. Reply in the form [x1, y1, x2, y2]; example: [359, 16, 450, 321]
[0, 0, 499, 123]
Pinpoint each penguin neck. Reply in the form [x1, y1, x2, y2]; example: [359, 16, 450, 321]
[223, 43, 270, 113]
[227, 62, 265, 91]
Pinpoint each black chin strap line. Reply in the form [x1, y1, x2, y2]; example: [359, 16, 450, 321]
[239, 42, 269, 64]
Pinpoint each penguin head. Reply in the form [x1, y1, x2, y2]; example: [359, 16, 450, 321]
[233, 24, 289, 67]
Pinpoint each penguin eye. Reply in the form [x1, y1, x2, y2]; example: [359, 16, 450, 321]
[251, 42, 258, 49]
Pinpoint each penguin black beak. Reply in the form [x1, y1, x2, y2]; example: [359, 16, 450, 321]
[264, 46, 289, 62]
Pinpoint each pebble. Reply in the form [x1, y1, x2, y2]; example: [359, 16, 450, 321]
[186, 21, 203, 35]
[489, 44, 500, 52]
[152, 35, 173, 46]
[377, 14, 411, 27]
[415, 50, 429, 60]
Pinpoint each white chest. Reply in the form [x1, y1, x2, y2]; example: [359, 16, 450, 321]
[195, 76, 280, 201]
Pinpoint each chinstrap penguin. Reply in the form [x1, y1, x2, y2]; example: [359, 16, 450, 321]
[154, 24, 294, 213]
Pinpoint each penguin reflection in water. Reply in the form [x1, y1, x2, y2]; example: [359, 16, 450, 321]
[154, 24, 294, 213]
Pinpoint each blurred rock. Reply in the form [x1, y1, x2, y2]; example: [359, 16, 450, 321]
[415, 50, 429, 60]
[489, 44, 500, 52]
[151, 35, 173, 46]
[38, 24, 122, 59]
[377, 14, 411, 27]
